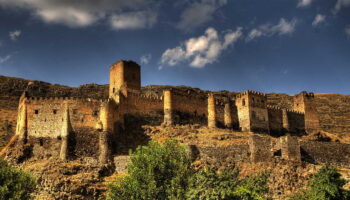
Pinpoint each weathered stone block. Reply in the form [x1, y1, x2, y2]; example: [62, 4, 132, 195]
[249, 135, 272, 163]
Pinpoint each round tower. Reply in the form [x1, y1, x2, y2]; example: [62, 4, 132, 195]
[60, 103, 70, 161]
[163, 90, 173, 126]
[208, 93, 217, 128]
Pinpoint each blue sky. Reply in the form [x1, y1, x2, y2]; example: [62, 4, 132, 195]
[0, 0, 349, 94]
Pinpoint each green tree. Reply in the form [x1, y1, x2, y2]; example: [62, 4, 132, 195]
[186, 168, 269, 200]
[290, 165, 350, 200]
[107, 139, 193, 200]
[0, 159, 36, 200]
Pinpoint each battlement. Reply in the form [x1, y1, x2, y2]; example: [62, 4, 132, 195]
[236, 90, 266, 99]
[267, 105, 282, 110]
[285, 109, 304, 115]
[296, 91, 315, 98]
[24, 96, 108, 103]
[128, 92, 162, 102]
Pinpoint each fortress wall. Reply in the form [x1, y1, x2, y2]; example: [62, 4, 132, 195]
[267, 107, 283, 135]
[172, 93, 208, 125]
[300, 141, 350, 167]
[26, 97, 103, 138]
[124, 93, 163, 126]
[250, 107, 269, 133]
[286, 110, 305, 133]
[215, 102, 226, 128]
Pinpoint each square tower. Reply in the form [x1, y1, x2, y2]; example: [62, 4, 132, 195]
[235, 90, 269, 133]
[109, 60, 141, 100]
[293, 91, 319, 133]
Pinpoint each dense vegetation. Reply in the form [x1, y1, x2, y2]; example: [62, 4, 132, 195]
[290, 165, 350, 200]
[0, 159, 36, 200]
[107, 140, 269, 200]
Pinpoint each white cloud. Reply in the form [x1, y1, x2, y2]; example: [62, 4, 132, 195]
[0, 55, 11, 64]
[9, 30, 21, 41]
[246, 18, 298, 41]
[140, 54, 152, 64]
[0, 0, 157, 29]
[160, 27, 242, 68]
[297, 0, 313, 7]
[335, 0, 350, 12]
[312, 14, 326, 27]
[176, 0, 227, 31]
[346, 26, 350, 37]
[110, 11, 156, 30]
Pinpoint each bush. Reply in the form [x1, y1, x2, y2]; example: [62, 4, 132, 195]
[290, 165, 350, 200]
[0, 159, 36, 200]
[186, 168, 240, 200]
[107, 139, 270, 200]
[107, 140, 193, 200]
[186, 168, 269, 200]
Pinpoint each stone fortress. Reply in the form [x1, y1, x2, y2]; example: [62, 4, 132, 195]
[11, 60, 349, 167]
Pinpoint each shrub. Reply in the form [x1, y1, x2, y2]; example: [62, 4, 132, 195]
[0, 159, 36, 200]
[290, 165, 350, 200]
[186, 168, 269, 200]
[107, 139, 193, 200]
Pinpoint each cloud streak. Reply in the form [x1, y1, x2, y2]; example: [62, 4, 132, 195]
[140, 54, 152, 64]
[246, 18, 298, 41]
[312, 14, 326, 27]
[176, 0, 227, 31]
[160, 27, 242, 68]
[9, 30, 21, 41]
[0, 55, 11, 64]
[346, 26, 350, 37]
[0, 0, 157, 29]
[297, 0, 313, 8]
[334, 0, 350, 12]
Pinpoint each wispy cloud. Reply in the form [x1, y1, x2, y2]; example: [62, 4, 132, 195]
[334, 0, 350, 12]
[110, 10, 157, 30]
[140, 54, 152, 65]
[246, 18, 298, 41]
[176, 0, 227, 31]
[9, 30, 21, 41]
[0, 0, 157, 30]
[345, 26, 350, 37]
[297, 0, 313, 8]
[312, 14, 326, 27]
[160, 27, 242, 68]
[0, 55, 11, 64]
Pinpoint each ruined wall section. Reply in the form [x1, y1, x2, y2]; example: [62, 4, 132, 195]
[300, 141, 350, 167]
[26, 97, 103, 138]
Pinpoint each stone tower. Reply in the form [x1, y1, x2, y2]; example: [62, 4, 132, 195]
[235, 90, 269, 133]
[60, 103, 70, 161]
[163, 90, 173, 126]
[293, 91, 320, 133]
[98, 100, 111, 164]
[208, 93, 216, 128]
[109, 60, 141, 102]
[16, 93, 28, 143]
